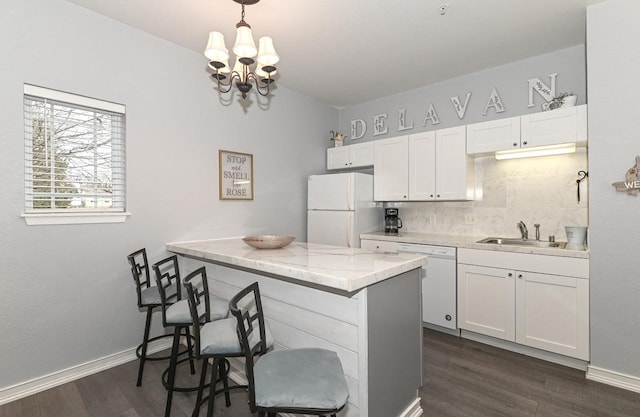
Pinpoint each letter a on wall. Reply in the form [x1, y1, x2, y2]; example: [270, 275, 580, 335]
[483, 88, 506, 115]
[423, 104, 441, 126]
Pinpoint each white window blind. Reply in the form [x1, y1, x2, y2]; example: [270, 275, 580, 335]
[23, 85, 126, 216]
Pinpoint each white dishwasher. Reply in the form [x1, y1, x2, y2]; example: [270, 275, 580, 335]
[398, 243, 457, 330]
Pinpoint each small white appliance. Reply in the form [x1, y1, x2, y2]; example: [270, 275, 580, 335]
[398, 243, 457, 331]
[307, 173, 380, 248]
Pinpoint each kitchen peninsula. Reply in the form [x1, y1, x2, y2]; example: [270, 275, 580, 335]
[167, 238, 426, 417]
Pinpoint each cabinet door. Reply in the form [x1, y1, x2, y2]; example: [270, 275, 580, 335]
[515, 272, 589, 360]
[408, 131, 436, 200]
[374, 136, 409, 201]
[466, 117, 521, 154]
[457, 264, 515, 341]
[436, 126, 473, 200]
[327, 147, 350, 170]
[349, 142, 374, 168]
[520, 105, 588, 148]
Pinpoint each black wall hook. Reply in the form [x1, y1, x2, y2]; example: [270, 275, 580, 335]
[577, 170, 589, 203]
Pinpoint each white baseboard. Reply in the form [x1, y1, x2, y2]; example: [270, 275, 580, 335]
[587, 365, 640, 393]
[0, 339, 173, 406]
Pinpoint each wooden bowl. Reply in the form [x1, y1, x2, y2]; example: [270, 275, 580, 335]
[242, 235, 296, 249]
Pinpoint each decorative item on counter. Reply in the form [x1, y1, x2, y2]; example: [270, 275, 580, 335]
[612, 156, 640, 196]
[547, 92, 577, 110]
[243, 235, 295, 249]
[576, 170, 589, 203]
[330, 130, 345, 147]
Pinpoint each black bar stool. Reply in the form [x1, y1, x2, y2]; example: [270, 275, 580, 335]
[127, 248, 175, 387]
[154, 257, 230, 417]
[183, 267, 267, 417]
[229, 282, 349, 417]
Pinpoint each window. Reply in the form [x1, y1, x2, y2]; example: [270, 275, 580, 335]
[22, 84, 128, 225]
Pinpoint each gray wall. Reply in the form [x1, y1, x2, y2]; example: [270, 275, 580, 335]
[338, 45, 586, 142]
[0, 0, 334, 389]
[587, 0, 640, 378]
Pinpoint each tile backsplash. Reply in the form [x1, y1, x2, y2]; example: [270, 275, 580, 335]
[387, 148, 588, 241]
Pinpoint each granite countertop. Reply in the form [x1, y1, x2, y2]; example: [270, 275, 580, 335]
[360, 231, 589, 259]
[166, 238, 426, 294]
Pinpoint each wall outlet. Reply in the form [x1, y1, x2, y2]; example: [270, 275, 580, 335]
[429, 213, 437, 224]
[465, 213, 476, 225]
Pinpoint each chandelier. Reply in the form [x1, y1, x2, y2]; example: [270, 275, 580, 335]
[204, 0, 279, 99]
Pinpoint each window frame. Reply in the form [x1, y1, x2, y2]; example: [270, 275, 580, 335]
[22, 84, 129, 225]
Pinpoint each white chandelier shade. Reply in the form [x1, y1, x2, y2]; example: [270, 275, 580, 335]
[203, 0, 279, 99]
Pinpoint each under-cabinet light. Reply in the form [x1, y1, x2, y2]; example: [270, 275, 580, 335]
[494, 143, 576, 160]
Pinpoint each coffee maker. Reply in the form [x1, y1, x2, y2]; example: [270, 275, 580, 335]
[384, 208, 403, 233]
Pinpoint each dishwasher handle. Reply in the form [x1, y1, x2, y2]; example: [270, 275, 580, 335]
[397, 243, 456, 258]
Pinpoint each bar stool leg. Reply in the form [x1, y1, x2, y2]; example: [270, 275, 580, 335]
[218, 360, 231, 407]
[185, 327, 196, 375]
[136, 306, 154, 387]
[206, 359, 218, 417]
[164, 326, 182, 417]
[192, 358, 209, 417]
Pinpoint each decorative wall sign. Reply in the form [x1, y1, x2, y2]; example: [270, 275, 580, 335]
[423, 103, 441, 126]
[450, 93, 472, 119]
[528, 73, 557, 110]
[350, 118, 366, 140]
[219, 150, 253, 200]
[612, 156, 640, 196]
[347, 72, 562, 138]
[483, 88, 506, 115]
[398, 108, 414, 131]
[373, 113, 388, 136]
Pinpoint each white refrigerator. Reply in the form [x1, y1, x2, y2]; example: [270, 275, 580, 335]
[307, 173, 381, 248]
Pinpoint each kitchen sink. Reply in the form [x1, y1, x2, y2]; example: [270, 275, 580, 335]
[477, 237, 567, 249]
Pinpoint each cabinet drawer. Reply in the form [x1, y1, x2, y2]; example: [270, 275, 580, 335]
[361, 239, 398, 253]
[458, 248, 588, 278]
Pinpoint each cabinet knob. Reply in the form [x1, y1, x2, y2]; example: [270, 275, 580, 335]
[445, 314, 452, 321]
[522, 140, 528, 145]
[508, 272, 513, 277]
[513, 143, 518, 147]
[430, 194, 434, 198]
[436, 194, 441, 198]
[403, 195, 407, 199]
[518, 274, 524, 279]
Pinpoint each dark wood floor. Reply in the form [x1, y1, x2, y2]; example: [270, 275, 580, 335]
[3, 328, 640, 417]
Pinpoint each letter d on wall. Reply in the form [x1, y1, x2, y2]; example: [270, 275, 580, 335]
[350, 119, 366, 140]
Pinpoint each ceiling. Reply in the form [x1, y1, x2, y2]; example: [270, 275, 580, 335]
[64, 0, 604, 108]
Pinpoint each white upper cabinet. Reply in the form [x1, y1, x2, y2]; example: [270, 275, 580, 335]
[434, 126, 474, 200]
[374, 127, 474, 202]
[327, 142, 374, 170]
[408, 131, 436, 200]
[466, 117, 521, 154]
[520, 105, 588, 148]
[373, 136, 409, 201]
[466, 104, 588, 155]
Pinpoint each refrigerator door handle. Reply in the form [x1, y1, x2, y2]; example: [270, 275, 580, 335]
[347, 212, 353, 248]
[347, 175, 353, 211]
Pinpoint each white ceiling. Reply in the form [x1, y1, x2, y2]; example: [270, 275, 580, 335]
[64, 0, 604, 108]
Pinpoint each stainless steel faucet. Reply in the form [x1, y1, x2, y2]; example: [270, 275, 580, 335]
[517, 221, 528, 240]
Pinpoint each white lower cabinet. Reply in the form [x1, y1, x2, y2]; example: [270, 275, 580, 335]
[457, 249, 589, 360]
